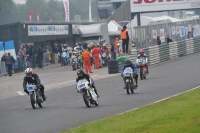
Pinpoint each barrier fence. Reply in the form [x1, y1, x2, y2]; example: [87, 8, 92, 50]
[130, 36, 200, 66]
[0, 62, 7, 76]
[134, 19, 200, 49]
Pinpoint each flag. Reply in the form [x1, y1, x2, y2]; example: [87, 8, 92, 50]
[36, 11, 40, 22]
[49, 18, 52, 22]
[89, 0, 93, 22]
[28, 10, 32, 22]
[63, 0, 70, 22]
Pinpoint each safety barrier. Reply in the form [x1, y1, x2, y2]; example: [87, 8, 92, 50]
[0, 62, 7, 76]
[43, 53, 50, 67]
[130, 36, 200, 66]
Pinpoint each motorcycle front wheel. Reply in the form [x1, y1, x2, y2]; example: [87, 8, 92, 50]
[30, 93, 36, 109]
[82, 91, 91, 108]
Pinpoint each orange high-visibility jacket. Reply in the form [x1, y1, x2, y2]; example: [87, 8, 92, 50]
[121, 30, 127, 40]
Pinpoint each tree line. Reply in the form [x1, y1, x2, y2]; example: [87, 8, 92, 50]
[0, 0, 99, 25]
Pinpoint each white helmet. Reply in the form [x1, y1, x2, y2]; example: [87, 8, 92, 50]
[25, 68, 33, 77]
[64, 44, 67, 47]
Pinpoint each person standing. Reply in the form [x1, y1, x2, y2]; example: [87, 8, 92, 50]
[1, 53, 7, 62]
[82, 49, 92, 73]
[166, 35, 172, 44]
[121, 26, 129, 54]
[92, 45, 101, 69]
[5, 53, 15, 77]
[38, 47, 44, 68]
[52, 43, 58, 64]
[157, 36, 161, 46]
[83, 41, 88, 50]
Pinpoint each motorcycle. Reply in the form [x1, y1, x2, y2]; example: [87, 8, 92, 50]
[26, 84, 43, 109]
[123, 67, 137, 94]
[136, 58, 147, 80]
[61, 52, 69, 66]
[71, 56, 78, 71]
[77, 79, 99, 108]
[101, 53, 108, 67]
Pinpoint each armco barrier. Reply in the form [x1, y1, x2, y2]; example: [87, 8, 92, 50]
[130, 36, 200, 65]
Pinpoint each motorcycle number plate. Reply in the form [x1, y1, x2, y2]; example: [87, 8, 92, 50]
[125, 72, 130, 76]
[138, 59, 143, 63]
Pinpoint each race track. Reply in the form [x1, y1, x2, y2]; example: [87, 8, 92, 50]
[0, 53, 200, 133]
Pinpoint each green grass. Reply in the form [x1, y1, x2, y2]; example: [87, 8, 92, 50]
[61, 88, 200, 133]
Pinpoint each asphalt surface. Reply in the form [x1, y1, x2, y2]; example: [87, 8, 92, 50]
[1, 53, 200, 133]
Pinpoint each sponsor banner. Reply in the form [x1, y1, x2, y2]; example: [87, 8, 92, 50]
[28, 25, 69, 36]
[152, 30, 157, 39]
[130, 0, 200, 13]
[63, 0, 70, 22]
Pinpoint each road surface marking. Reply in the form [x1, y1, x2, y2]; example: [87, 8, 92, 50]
[17, 91, 25, 96]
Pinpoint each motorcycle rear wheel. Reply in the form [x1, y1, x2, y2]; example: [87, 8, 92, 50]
[94, 99, 99, 106]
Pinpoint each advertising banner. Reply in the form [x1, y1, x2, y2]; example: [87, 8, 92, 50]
[28, 25, 69, 36]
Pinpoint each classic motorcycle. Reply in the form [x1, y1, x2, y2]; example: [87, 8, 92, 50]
[123, 67, 137, 94]
[26, 84, 43, 109]
[136, 58, 147, 80]
[101, 52, 108, 67]
[71, 56, 78, 71]
[76, 79, 99, 108]
[61, 52, 69, 66]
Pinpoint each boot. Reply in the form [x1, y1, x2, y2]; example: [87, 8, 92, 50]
[94, 87, 99, 98]
[42, 94, 46, 101]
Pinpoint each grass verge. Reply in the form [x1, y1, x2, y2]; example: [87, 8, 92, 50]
[61, 88, 200, 133]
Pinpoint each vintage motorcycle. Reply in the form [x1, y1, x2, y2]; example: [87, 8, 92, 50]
[26, 84, 43, 109]
[136, 58, 147, 80]
[123, 67, 137, 94]
[76, 79, 99, 108]
[61, 52, 69, 66]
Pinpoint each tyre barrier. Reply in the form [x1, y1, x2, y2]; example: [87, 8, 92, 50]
[108, 60, 119, 74]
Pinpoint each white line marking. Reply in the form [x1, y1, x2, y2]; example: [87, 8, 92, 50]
[17, 91, 25, 96]
[70, 85, 200, 130]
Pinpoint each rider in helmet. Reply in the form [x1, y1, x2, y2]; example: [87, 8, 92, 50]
[121, 59, 138, 88]
[62, 44, 68, 53]
[136, 49, 149, 74]
[23, 68, 46, 101]
[76, 69, 99, 98]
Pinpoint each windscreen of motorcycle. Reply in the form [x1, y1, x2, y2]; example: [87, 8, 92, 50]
[77, 79, 88, 91]
[123, 67, 133, 77]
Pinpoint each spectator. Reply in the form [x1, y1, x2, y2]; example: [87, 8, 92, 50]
[157, 36, 161, 46]
[5, 53, 15, 77]
[83, 41, 88, 50]
[52, 43, 59, 64]
[166, 35, 172, 44]
[22, 48, 28, 70]
[38, 47, 44, 68]
[59, 44, 63, 63]
[114, 38, 120, 47]
[1, 53, 7, 62]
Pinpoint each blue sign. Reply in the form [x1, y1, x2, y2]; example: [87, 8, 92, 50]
[167, 27, 171, 35]
[30, 27, 37, 32]
[66, 26, 68, 31]
[180, 26, 185, 37]
[49, 26, 56, 31]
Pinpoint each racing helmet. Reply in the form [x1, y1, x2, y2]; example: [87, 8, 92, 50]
[77, 69, 85, 77]
[25, 68, 33, 77]
[139, 49, 144, 56]
[124, 59, 131, 66]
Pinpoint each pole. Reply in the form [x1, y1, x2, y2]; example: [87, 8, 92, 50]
[89, 0, 93, 22]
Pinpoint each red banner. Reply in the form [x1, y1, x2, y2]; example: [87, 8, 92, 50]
[36, 11, 40, 22]
[63, 0, 70, 22]
[28, 10, 32, 22]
